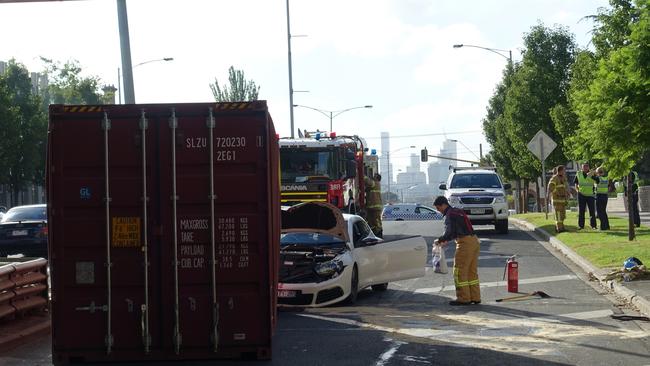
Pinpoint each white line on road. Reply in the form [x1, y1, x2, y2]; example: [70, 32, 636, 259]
[298, 308, 642, 357]
[444, 254, 507, 264]
[375, 338, 406, 366]
[415, 274, 579, 294]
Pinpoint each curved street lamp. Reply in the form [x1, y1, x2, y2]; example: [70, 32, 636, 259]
[134, 57, 174, 68]
[293, 104, 373, 132]
[453, 44, 512, 64]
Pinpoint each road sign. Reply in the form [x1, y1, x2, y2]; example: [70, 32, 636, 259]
[527, 130, 557, 161]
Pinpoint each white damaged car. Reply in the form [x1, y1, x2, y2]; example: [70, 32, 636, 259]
[278, 202, 427, 307]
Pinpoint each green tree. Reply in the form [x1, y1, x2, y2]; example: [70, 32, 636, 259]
[210, 66, 260, 102]
[482, 64, 519, 181]
[502, 23, 577, 179]
[41, 58, 110, 105]
[569, 0, 650, 178]
[0, 60, 47, 203]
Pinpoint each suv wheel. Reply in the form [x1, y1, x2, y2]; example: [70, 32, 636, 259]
[496, 219, 509, 234]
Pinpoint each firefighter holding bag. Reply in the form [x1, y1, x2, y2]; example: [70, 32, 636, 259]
[434, 196, 481, 306]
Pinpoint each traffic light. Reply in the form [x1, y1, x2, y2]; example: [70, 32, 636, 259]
[421, 148, 428, 162]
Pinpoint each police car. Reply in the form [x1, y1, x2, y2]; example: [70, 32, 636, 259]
[381, 203, 443, 221]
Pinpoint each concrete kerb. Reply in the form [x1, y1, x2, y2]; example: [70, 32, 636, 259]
[510, 218, 650, 317]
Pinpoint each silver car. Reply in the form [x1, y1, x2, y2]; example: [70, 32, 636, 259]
[381, 203, 443, 221]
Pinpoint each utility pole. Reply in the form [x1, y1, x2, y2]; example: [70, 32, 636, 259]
[117, 0, 135, 104]
[286, 0, 295, 138]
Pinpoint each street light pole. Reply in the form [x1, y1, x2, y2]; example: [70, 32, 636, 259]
[117, 0, 135, 104]
[133, 57, 174, 68]
[453, 44, 512, 65]
[293, 104, 373, 132]
[286, 0, 295, 138]
[386, 146, 415, 203]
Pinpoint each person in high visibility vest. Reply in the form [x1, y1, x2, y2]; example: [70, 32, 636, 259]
[364, 173, 383, 238]
[573, 163, 598, 229]
[548, 165, 569, 233]
[624, 171, 641, 227]
[595, 167, 610, 230]
[434, 195, 481, 306]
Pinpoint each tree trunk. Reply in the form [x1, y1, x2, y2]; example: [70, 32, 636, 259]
[535, 179, 541, 213]
[628, 173, 635, 241]
[523, 179, 529, 213]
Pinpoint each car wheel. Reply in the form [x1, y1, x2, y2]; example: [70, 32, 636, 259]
[371, 283, 388, 292]
[496, 219, 509, 234]
[346, 266, 359, 304]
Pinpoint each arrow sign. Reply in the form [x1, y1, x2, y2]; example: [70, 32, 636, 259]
[527, 130, 557, 161]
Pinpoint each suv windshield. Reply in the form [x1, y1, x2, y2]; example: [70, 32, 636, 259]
[1, 206, 47, 223]
[450, 174, 502, 189]
[280, 149, 339, 183]
[281, 232, 345, 248]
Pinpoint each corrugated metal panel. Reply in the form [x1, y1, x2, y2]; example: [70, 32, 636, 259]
[47, 102, 279, 364]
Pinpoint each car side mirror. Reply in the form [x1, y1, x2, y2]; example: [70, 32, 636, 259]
[503, 183, 511, 190]
[438, 184, 447, 190]
[360, 236, 380, 246]
[346, 161, 357, 179]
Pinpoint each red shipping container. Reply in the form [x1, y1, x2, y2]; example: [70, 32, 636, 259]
[47, 102, 280, 364]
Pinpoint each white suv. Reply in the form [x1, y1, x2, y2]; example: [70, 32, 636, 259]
[439, 168, 511, 234]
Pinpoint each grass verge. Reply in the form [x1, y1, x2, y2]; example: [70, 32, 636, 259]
[513, 212, 650, 268]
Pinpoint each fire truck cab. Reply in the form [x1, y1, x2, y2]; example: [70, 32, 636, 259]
[279, 132, 378, 214]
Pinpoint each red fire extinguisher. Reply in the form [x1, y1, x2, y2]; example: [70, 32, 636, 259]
[504, 255, 518, 293]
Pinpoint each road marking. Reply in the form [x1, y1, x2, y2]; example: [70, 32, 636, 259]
[298, 309, 646, 357]
[415, 274, 579, 294]
[531, 309, 614, 323]
[444, 254, 507, 265]
[375, 338, 406, 366]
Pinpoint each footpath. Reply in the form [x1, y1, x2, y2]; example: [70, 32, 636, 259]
[511, 196, 650, 317]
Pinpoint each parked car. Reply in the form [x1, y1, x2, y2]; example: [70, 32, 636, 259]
[382, 203, 443, 221]
[0, 204, 48, 258]
[278, 202, 426, 307]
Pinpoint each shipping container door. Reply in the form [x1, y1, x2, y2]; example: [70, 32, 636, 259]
[50, 109, 162, 354]
[158, 106, 272, 354]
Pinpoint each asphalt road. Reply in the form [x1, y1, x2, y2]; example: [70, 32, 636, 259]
[2, 221, 649, 366]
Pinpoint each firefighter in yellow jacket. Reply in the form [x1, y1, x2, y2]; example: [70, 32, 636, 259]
[364, 173, 383, 238]
[548, 165, 569, 233]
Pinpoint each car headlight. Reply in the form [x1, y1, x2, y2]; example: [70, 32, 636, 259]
[448, 196, 461, 205]
[494, 196, 506, 203]
[315, 259, 344, 278]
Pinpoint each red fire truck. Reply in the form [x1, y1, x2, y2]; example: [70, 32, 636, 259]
[279, 132, 379, 214]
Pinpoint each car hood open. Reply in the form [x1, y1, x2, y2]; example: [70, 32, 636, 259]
[281, 202, 348, 242]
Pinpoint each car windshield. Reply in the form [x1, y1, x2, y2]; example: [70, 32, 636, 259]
[1, 206, 47, 223]
[280, 149, 339, 183]
[450, 174, 502, 189]
[281, 232, 345, 248]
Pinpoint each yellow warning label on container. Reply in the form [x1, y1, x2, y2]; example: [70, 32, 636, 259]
[112, 217, 141, 247]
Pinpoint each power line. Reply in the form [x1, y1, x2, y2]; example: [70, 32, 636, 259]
[364, 130, 482, 140]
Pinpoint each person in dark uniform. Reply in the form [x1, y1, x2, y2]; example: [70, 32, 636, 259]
[574, 163, 598, 229]
[624, 171, 641, 227]
[434, 196, 480, 306]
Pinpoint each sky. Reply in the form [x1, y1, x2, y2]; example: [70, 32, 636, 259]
[0, 0, 609, 178]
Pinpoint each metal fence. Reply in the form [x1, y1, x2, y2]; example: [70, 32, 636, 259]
[0, 258, 48, 321]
